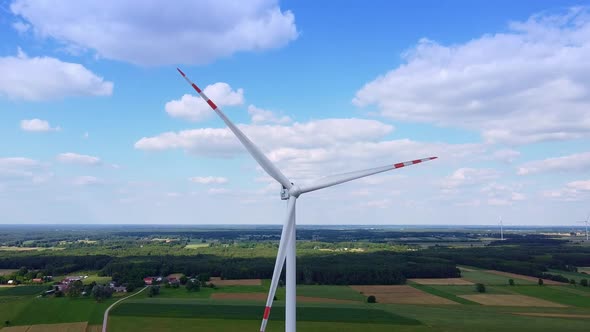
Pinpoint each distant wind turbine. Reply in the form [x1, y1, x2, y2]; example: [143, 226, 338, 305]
[176, 68, 437, 332]
[500, 217, 504, 241]
[579, 214, 589, 241]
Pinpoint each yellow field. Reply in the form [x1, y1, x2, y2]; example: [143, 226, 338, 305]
[459, 294, 566, 307]
[484, 270, 566, 285]
[350, 285, 458, 305]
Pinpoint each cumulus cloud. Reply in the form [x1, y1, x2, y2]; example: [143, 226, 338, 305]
[165, 83, 244, 121]
[11, 0, 298, 66]
[56, 153, 101, 166]
[20, 119, 60, 132]
[517, 152, 590, 175]
[0, 157, 41, 179]
[353, 7, 590, 145]
[248, 105, 291, 124]
[543, 179, 590, 201]
[136, 118, 394, 154]
[441, 168, 499, 190]
[189, 176, 229, 185]
[0, 48, 112, 101]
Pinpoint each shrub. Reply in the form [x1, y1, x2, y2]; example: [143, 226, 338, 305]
[508, 279, 515, 286]
[538, 278, 544, 286]
[367, 295, 377, 303]
[580, 279, 588, 287]
[570, 279, 576, 286]
[475, 283, 486, 293]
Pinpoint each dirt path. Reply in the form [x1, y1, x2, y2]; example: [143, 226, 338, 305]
[102, 286, 147, 332]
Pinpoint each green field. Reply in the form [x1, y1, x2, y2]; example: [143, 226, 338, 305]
[11, 297, 115, 325]
[109, 316, 421, 332]
[296, 285, 365, 301]
[548, 269, 590, 283]
[111, 301, 420, 325]
[506, 285, 590, 307]
[0, 286, 47, 296]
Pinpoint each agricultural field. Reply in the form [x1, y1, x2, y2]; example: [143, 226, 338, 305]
[460, 268, 536, 285]
[0, 269, 17, 276]
[547, 269, 590, 284]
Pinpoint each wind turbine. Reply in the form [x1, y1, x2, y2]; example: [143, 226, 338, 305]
[579, 214, 589, 241]
[499, 217, 504, 241]
[176, 68, 438, 332]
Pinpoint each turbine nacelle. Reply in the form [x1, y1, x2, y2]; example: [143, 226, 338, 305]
[281, 183, 302, 200]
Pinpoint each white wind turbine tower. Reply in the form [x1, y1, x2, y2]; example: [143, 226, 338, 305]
[177, 68, 438, 332]
[579, 213, 589, 241]
[499, 217, 504, 241]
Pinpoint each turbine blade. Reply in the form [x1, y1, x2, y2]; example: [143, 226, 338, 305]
[299, 157, 437, 194]
[260, 196, 297, 332]
[176, 68, 292, 189]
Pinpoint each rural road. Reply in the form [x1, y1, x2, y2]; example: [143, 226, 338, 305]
[102, 286, 148, 332]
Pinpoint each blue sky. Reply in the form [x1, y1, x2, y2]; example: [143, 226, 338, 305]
[0, 0, 589, 225]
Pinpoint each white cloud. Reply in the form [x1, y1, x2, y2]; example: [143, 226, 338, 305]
[20, 119, 61, 132]
[543, 179, 590, 201]
[136, 118, 394, 154]
[0, 157, 41, 179]
[441, 168, 499, 190]
[189, 176, 229, 185]
[12, 21, 30, 33]
[517, 152, 590, 175]
[165, 83, 244, 121]
[248, 105, 291, 124]
[11, 0, 298, 66]
[72, 175, 102, 186]
[353, 7, 590, 145]
[57, 153, 101, 166]
[0, 48, 112, 101]
[488, 149, 521, 163]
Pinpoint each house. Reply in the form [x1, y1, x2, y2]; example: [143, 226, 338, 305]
[32, 278, 43, 283]
[113, 286, 127, 293]
[143, 277, 154, 285]
[168, 277, 179, 285]
[7, 280, 15, 285]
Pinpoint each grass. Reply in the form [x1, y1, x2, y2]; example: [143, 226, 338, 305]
[150, 286, 214, 299]
[111, 302, 420, 325]
[504, 285, 590, 307]
[11, 296, 116, 325]
[461, 269, 535, 285]
[83, 275, 112, 285]
[0, 286, 47, 296]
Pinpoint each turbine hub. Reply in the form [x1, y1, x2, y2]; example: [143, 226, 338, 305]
[280, 183, 301, 200]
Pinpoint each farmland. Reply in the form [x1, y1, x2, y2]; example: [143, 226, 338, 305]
[1, 225, 590, 331]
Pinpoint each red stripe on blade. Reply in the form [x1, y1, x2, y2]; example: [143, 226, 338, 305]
[394, 163, 405, 168]
[207, 99, 218, 110]
[191, 83, 202, 93]
[412, 159, 422, 164]
[263, 306, 271, 319]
